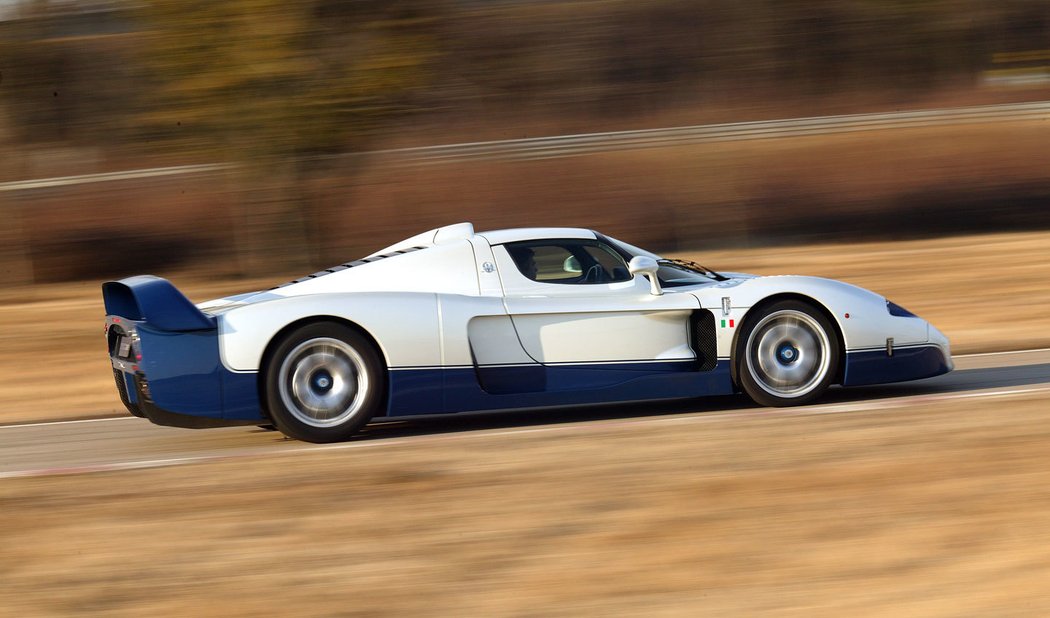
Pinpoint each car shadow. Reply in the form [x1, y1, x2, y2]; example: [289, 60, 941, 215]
[821, 362, 1050, 402]
[343, 362, 1050, 443]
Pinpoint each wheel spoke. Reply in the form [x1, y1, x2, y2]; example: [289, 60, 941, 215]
[745, 309, 831, 399]
[278, 337, 370, 428]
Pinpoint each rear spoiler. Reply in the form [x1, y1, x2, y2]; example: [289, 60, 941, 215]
[102, 275, 216, 331]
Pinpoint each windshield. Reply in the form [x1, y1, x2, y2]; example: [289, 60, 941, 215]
[597, 233, 724, 288]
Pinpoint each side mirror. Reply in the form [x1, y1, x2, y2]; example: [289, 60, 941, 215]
[628, 256, 662, 296]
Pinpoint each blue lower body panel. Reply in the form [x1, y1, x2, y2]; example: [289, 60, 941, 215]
[122, 325, 263, 427]
[118, 335, 951, 429]
[388, 361, 734, 417]
[842, 345, 952, 386]
[122, 327, 733, 426]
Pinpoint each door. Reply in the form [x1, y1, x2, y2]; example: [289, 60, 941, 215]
[490, 238, 701, 392]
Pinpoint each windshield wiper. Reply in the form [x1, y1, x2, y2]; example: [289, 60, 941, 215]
[659, 258, 729, 282]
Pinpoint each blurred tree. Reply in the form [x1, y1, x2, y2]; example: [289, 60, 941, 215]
[0, 3, 142, 147]
[135, 0, 443, 270]
[4, 0, 1050, 279]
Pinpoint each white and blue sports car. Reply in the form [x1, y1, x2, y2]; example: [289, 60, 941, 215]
[103, 223, 952, 442]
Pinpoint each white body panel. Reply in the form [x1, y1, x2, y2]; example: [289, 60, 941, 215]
[507, 308, 696, 363]
[205, 222, 945, 375]
[487, 235, 701, 360]
[270, 240, 480, 297]
[218, 292, 444, 372]
[491, 243, 698, 363]
[467, 315, 536, 366]
[366, 221, 475, 257]
[478, 227, 595, 245]
[688, 275, 930, 357]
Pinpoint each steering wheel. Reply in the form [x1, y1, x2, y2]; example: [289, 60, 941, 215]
[583, 264, 604, 283]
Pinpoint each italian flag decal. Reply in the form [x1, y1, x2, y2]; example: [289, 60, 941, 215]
[720, 319, 735, 328]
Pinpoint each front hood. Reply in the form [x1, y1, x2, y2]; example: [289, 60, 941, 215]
[681, 272, 891, 316]
[713, 272, 758, 285]
[663, 272, 757, 293]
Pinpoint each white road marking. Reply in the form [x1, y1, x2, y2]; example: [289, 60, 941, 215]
[1, 381, 1048, 480]
[955, 348, 1050, 358]
[0, 416, 136, 429]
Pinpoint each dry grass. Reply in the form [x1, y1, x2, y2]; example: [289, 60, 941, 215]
[0, 229, 1047, 425]
[2, 392, 1050, 615]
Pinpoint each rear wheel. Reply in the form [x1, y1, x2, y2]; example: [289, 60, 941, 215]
[264, 322, 384, 443]
[736, 300, 840, 407]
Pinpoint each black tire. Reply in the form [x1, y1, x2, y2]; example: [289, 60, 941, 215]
[735, 300, 840, 407]
[263, 322, 384, 443]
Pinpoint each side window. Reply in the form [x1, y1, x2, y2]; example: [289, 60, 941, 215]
[505, 240, 632, 284]
[580, 244, 631, 281]
[529, 245, 579, 282]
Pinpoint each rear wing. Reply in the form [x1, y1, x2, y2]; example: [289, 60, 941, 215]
[102, 275, 216, 331]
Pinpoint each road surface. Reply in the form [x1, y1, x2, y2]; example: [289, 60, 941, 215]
[2, 349, 1047, 479]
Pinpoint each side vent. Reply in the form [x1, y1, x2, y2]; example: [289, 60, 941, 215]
[270, 246, 426, 290]
[691, 310, 718, 372]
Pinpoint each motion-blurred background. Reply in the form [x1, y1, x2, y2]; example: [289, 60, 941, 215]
[2, 0, 1049, 284]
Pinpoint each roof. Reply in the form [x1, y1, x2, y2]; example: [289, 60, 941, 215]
[477, 227, 596, 245]
[367, 223, 598, 256]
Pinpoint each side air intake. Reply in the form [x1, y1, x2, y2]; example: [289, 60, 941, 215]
[691, 310, 718, 372]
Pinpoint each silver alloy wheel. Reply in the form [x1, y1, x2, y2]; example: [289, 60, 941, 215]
[277, 337, 370, 428]
[744, 309, 831, 398]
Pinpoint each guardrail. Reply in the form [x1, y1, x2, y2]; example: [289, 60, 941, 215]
[0, 163, 234, 193]
[2, 100, 1048, 191]
[372, 100, 1050, 164]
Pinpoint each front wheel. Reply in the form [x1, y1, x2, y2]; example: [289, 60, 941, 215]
[735, 300, 840, 407]
[264, 322, 384, 443]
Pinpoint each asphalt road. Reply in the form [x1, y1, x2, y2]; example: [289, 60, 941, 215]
[2, 349, 1048, 480]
